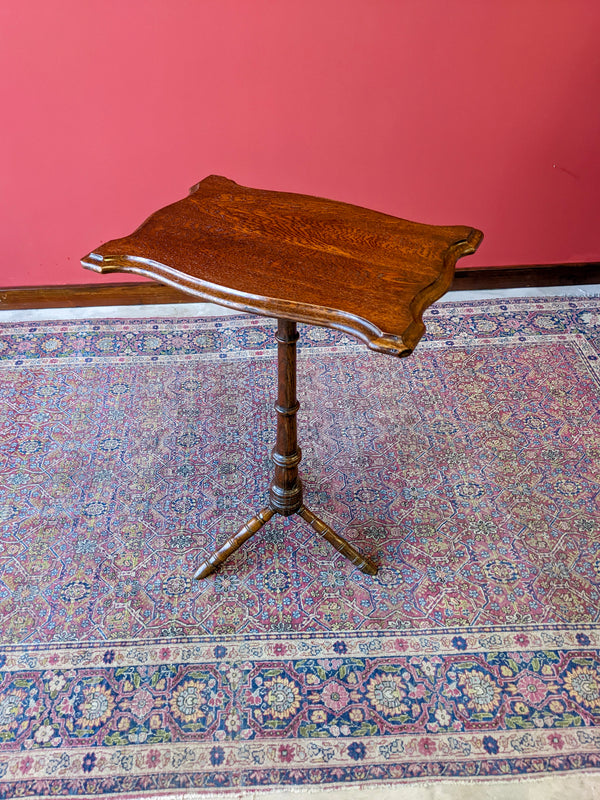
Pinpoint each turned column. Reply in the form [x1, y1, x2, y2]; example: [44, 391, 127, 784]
[193, 316, 378, 579]
[269, 318, 303, 516]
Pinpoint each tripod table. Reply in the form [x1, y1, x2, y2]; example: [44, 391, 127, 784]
[81, 175, 483, 579]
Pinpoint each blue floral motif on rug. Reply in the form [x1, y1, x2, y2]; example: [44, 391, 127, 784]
[0, 296, 599, 796]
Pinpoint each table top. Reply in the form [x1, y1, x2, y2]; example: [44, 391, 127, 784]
[81, 175, 482, 356]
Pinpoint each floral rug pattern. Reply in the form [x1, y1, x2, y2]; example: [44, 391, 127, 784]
[0, 297, 599, 797]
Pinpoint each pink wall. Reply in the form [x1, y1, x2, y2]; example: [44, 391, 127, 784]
[1, 0, 599, 288]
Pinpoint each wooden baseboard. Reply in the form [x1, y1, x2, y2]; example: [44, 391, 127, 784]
[0, 263, 598, 311]
[0, 281, 189, 311]
[451, 263, 600, 292]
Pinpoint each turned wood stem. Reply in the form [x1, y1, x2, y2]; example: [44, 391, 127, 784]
[193, 507, 275, 580]
[297, 505, 378, 576]
[269, 318, 303, 516]
[194, 317, 378, 579]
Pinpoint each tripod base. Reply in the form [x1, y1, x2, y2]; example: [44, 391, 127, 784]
[193, 504, 378, 580]
[194, 318, 379, 581]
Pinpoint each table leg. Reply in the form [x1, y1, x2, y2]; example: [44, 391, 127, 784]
[297, 505, 378, 576]
[193, 507, 275, 579]
[193, 317, 378, 580]
[269, 318, 303, 516]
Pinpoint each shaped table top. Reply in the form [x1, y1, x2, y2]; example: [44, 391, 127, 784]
[81, 175, 483, 356]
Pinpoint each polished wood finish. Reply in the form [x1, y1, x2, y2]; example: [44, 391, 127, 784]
[193, 508, 275, 580]
[297, 505, 378, 576]
[193, 317, 378, 578]
[3, 264, 599, 312]
[81, 175, 483, 578]
[82, 175, 482, 355]
[269, 319, 303, 516]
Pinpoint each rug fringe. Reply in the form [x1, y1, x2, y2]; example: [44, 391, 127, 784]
[64, 771, 600, 800]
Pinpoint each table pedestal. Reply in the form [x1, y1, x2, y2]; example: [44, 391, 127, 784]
[193, 319, 378, 579]
[82, 176, 483, 580]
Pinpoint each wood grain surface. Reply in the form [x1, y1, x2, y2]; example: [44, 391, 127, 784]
[81, 175, 482, 355]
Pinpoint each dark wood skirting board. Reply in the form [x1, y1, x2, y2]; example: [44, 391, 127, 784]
[1, 263, 599, 311]
[451, 262, 600, 291]
[0, 281, 190, 311]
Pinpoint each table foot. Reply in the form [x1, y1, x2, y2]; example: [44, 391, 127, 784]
[193, 504, 378, 579]
[297, 505, 378, 576]
[193, 507, 275, 580]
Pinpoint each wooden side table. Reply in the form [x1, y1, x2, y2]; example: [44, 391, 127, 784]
[82, 175, 483, 578]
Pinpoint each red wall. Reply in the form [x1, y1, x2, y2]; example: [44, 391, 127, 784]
[1, 0, 599, 288]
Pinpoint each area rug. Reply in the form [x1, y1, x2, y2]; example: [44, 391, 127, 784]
[1, 295, 600, 799]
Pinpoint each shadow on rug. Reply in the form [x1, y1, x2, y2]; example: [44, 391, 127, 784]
[0, 296, 599, 797]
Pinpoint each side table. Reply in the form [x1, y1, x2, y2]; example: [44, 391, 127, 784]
[82, 175, 482, 578]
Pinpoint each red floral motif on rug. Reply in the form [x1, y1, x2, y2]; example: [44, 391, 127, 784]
[0, 296, 599, 796]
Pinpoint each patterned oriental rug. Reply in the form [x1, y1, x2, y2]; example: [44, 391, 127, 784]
[1, 296, 600, 799]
